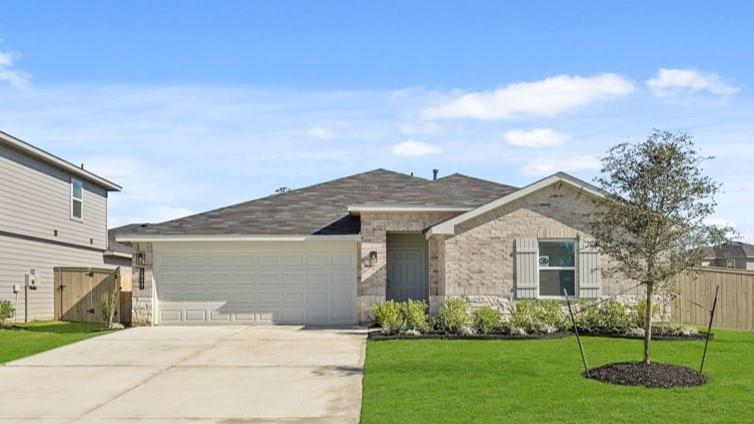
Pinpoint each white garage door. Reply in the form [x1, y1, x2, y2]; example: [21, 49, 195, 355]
[153, 240, 357, 325]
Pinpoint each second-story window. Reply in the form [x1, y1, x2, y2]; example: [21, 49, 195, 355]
[71, 178, 83, 220]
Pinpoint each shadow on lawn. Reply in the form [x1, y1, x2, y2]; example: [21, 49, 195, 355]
[10, 321, 107, 335]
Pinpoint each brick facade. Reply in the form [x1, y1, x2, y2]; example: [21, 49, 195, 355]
[436, 184, 638, 317]
[357, 211, 457, 322]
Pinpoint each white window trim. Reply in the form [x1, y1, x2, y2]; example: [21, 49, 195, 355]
[726, 259, 736, 269]
[71, 178, 84, 221]
[537, 239, 577, 298]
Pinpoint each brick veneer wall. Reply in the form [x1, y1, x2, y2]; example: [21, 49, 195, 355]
[438, 184, 639, 316]
[358, 211, 459, 322]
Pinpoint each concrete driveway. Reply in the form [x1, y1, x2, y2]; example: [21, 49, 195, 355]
[0, 326, 366, 423]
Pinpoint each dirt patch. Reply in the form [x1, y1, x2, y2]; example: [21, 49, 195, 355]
[585, 361, 707, 388]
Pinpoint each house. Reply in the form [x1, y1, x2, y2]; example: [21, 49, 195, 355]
[702, 241, 754, 270]
[118, 169, 638, 326]
[105, 224, 137, 269]
[0, 130, 122, 320]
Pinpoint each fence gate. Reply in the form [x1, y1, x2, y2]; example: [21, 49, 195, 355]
[53, 267, 131, 324]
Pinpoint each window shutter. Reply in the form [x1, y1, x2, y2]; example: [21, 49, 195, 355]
[578, 238, 601, 298]
[515, 239, 538, 299]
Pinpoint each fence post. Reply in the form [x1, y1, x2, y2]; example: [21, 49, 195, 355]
[564, 288, 589, 374]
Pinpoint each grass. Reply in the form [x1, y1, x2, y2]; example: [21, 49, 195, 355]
[361, 330, 754, 423]
[0, 321, 112, 364]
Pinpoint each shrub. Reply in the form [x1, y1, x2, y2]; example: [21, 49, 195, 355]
[508, 300, 539, 334]
[435, 297, 469, 334]
[575, 300, 601, 332]
[100, 289, 119, 328]
[472, 306, 502, 334]
[401, 299, 430, 333]
[509, 300, 569, 334]
[633, 298, 660, 329]
[600, 299, 632, 333]
[539, 300, 569, 330]
[372, 300, 404, 334]
[0, 300, 14, 326]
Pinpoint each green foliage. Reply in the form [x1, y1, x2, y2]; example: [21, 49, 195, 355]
[471, 306, 503, 334]
[633, 297, 660, 329]
[508, 300, 538, 333]
[590, 131, 732, 362]
[0, 300, 14, 326]
[401, 299, 431, 333]
[538, 300, 569, 330]
[575, 300, 601, 332]
[435, 297, 469, 334]
[509, 300, 568, 334]
[599, 300, 633, 333]
[576, 299, 633, 333]
[100, 289, 119, 328]
[372, 300, 404, 334]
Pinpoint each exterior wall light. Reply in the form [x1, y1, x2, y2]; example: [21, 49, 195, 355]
[368, 251, 378, 267]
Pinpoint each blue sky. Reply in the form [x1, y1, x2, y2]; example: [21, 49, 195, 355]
[1, 1, 753, 239]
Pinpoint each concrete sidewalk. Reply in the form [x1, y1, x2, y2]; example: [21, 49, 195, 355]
[0, 325, 366, 423]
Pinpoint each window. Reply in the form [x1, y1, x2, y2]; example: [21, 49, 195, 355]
[538, 240, 575, 297]
[71, 178, 83, 220]
[726, 259, 736, 269]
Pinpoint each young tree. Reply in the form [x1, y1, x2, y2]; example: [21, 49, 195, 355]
[591, 130, 731, 364]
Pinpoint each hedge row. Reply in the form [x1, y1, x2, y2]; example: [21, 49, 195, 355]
[371, 297, 698, 337]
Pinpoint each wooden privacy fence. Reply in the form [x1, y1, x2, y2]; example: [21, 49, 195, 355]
[53, 267, 132, 325]
[672, 267, 754, 331]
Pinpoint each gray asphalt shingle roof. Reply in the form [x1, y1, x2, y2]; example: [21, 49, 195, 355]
[127, 169, 517, 236]
[704, 241, 754, 259]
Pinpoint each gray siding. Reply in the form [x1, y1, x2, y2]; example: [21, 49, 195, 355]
[0, 233, 113, 320]
[0, 143, 108, 250]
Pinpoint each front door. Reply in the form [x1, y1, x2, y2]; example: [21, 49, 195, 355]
[386, 233, 428, 302]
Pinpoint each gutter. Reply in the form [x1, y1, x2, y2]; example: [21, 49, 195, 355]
[116, 234, 362, 243]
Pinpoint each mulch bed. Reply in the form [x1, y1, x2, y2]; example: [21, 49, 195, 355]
[585, 361, 707, 388]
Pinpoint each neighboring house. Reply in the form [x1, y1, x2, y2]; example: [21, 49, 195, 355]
[0, 131, 122, 320]
[119, 169, 638, 326]
[702, 241, 754, 270]
[105, 224, 139, 269]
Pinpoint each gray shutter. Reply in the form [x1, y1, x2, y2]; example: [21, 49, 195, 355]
[515, 239, 538, 299]
[578, 238, 601, 298]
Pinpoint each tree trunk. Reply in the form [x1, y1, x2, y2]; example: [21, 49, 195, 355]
[644, 282, 654, 365]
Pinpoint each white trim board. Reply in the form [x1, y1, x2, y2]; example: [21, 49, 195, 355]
[426, 172, 605, 238]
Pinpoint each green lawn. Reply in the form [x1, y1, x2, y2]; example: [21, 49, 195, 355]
[361, 330, 754, 423]
[0, 321, 112, 364]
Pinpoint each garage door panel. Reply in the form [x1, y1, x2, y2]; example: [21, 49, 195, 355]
[155, 243, 357, 325]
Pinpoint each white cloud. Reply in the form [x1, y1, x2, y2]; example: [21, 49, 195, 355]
[391, 140, 443, 157]
[306, 126, 335, 140]
[647, 68, 739, 97]
[0, 51, 31, 88]
[505, 128, 570, 148]
[521, 155, 600, 176]
[423, 73, 634, 120]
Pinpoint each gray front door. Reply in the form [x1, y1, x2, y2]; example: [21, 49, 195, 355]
[387, 248, 427, 301]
